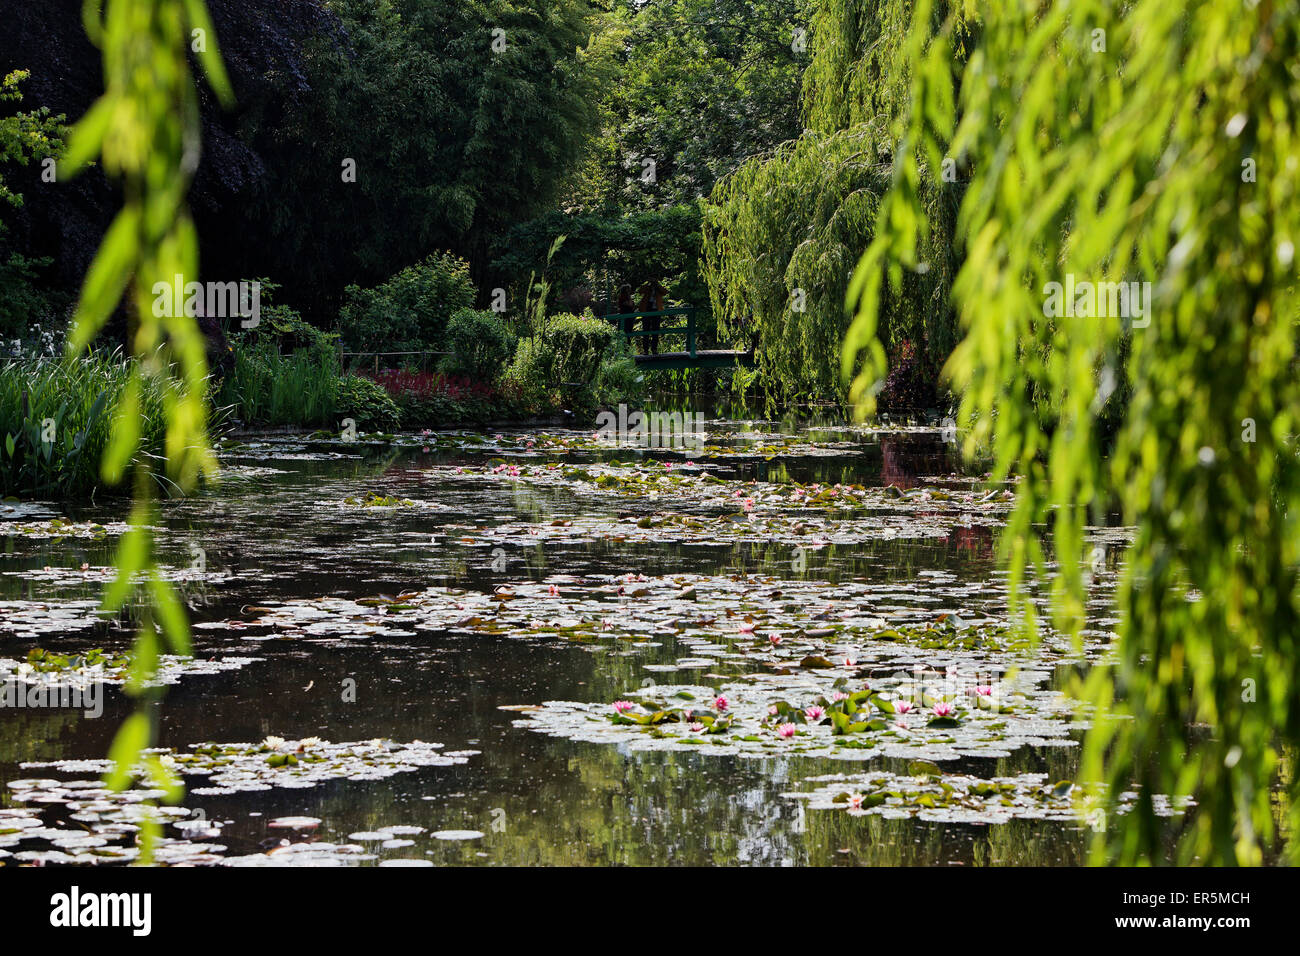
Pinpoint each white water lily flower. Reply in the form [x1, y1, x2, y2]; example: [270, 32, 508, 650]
[262, 735, 286, 751]
[298, 737, 322, 749]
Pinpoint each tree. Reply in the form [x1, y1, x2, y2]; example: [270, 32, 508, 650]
[700, 0, 961, 409]
[0, 70, 66, 338]
[574, 0, 808, 212]
[259, 0, 608, 302]
[844, 0, 1300, 865]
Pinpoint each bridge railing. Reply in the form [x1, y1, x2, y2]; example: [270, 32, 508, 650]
[340, 349, 451, 375]
[604, 307, 700, 356]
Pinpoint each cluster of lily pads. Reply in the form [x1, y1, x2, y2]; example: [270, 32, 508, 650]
[515, 660, 1082, 763]
[433, 459, 1014, 518]
[341, 492, 417, 508]
[219, 426, 918, 463]
[0, 647, 260, 691]
[2, 736, 479, 866]
[0, 598, 106, 640]
[0, 516, 125, 540]
[219, 573, 1108, 668]
[785, 768, 1192, 826]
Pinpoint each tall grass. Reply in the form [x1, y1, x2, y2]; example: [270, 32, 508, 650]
[216, 342, 339, 427]
[0, 353, 168, 498]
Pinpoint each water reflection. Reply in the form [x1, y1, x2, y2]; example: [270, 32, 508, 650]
[2, 420, 1108, 865]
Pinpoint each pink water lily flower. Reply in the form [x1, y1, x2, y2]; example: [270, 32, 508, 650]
[776, 722, 797, 739]
[714, 696, 728, 711]
[742, 497, 755, 512]
[547, 584, 560, 596]
[612, 701, 635, 714]
[805, 705, 825, 722]
[768, 705, 779, 716]
[894, 700, 914, 714]
[663, 461, 673, 470]
[738, 621, 755, 634]
[932, 701, 956, 718]
[689, 722, 704, 733]
[832, 691, 849, 702]
[974, 685, 993, 697]
[848, 794, 865, 810]
[769, 634, 782, 645]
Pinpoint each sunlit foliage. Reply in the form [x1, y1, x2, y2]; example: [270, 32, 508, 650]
[701, 0, 962, 409]
[844, 0, 1300, 864]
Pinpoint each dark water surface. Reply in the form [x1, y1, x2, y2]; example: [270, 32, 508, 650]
[1, 417, 1095, 865]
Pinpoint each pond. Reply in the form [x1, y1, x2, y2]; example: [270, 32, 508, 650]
[0, 409, 1137, 866]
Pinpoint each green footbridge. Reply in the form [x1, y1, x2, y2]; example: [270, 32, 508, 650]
[604, 307, 754, 371]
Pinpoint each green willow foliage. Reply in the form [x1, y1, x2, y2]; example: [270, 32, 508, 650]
[59, 0, 232, 861]
[845, 0, 1300, 864]
[701, 0, 962, 409]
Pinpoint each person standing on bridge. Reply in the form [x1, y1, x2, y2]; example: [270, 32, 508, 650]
[616, 284, 636, 337]
[638, 279, 667, 355]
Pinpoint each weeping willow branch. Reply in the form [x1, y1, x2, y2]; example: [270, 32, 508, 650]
[59, 0, 232, 863]
[843, 0, 1300, 865]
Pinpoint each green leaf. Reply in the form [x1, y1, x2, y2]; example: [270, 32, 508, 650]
[57, 95, 113, 179]
[68, 207, 140, 351]
[105, 711, 150, 791]
[150, 573, 192, 656]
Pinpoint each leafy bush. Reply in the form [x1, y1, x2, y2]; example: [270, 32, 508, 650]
[0, 354, 167, 497]
[594, 333, 646, 406]
[501, 336, 553, 411]
[336, 374, 400, 432]
[440, 308, 515, 382]
[544, 313, 616, 382]
[504, 312, 618, 411]
[338, 253, 475, 353]
[0, 250, 63, 343]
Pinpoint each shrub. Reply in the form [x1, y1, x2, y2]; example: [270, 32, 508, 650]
[338, 252, 475, 353]
[0, 353, 167, 497]
[502, 336, 554, 411]
[595, 334, 646, 406]
[544, 312, 616, 382]
[504, 312, 620, 412]
[336, 374, 400, 432]
[439, 309, 515, 382]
